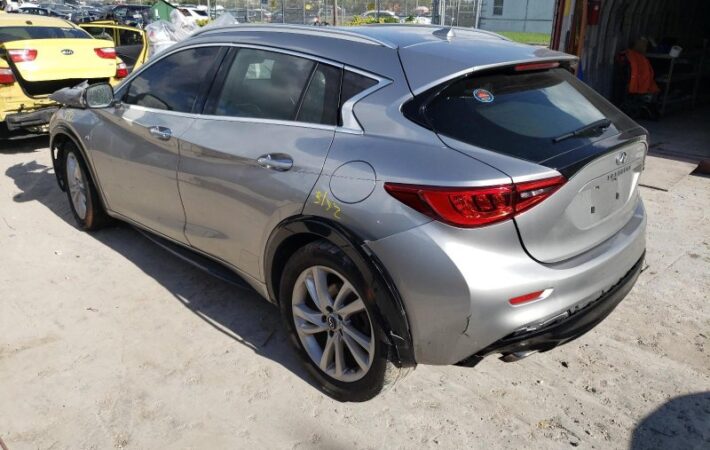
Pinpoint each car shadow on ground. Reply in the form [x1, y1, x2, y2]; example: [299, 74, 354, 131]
[0, 134, 49, 154]
[630, 392, 710, 449]
[5, 156, 322, 394]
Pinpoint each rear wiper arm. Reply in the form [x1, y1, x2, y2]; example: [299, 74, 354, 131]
[552, 118, 612, 143]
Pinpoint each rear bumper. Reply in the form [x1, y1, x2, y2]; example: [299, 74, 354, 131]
[367, 197, 646, 365]
[457, 252, 644, 366]
[5, 107, 59, 131]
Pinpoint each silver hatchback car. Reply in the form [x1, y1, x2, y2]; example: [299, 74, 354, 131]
[49, 25, 647, 401]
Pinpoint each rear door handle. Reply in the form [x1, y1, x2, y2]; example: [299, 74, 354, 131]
[149, 126, 172, 141]
[257, 153, 293, 171]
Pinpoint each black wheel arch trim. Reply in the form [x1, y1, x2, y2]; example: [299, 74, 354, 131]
[265, 216, 416, 368]
[50, 125, 99, 195]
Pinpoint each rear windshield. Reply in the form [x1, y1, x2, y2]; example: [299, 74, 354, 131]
[0, 26, 89, 44]
[418, 68, 623, 163]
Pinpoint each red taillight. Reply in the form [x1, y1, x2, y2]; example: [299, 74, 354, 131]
[514, 176, 567, 214]
[94, 47, 116, 59]
[514, 61, 560, 72]
[0, 68, 15, 85]
[384, 176, 566, 228]
[7, 49, 37, 62]
[115, 62, 128, 79]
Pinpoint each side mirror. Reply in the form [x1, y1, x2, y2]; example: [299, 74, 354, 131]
[84, 83, 115, 109]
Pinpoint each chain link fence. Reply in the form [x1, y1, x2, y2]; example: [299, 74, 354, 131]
[164, 0, 483, 27]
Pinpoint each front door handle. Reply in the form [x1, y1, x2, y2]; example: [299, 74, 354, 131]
[149, 126, 172, 141]
[257, 153, 293, 171]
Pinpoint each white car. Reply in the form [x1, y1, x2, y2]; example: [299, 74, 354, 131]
[411, 15, 432, 25]
[6, 0, 38, 12]
[178, 6, 209, 24]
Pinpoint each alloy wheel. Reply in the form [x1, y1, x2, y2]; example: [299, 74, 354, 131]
[292, 266, 375, 382]
[66, 152, 87, 220]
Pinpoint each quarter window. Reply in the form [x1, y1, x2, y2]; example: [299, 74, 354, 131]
[124, 46, 222, 112]
[338, 70, 378, 126]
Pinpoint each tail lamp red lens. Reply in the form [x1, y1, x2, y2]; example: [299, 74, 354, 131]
[7, 49, 37, 62]
[0, 68, 15, 85]
[384, 176, 566, 228]
[94, 47, 116, 59]
[115, 62, 128, 79]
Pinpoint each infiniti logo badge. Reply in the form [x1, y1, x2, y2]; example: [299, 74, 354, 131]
[61, 49, 74, 56]
[616, 151, 627, 165]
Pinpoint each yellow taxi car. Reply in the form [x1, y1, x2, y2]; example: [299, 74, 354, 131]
[0, 14, 142, 135]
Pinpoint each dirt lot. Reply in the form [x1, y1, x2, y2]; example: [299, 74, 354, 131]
[1, 136, 708, 449]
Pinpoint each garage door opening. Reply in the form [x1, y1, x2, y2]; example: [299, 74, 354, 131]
[550, 0, 710, 169]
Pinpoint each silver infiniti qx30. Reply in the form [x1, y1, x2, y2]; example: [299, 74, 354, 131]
[50, 25, 647, 401]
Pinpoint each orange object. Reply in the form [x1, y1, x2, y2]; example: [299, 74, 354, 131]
[625, 49, 660, 94]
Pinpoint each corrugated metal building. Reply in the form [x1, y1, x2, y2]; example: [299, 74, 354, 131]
[551, 0, 710, 106]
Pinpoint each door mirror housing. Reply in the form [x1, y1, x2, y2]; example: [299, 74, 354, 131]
[84, 83, 115, 109]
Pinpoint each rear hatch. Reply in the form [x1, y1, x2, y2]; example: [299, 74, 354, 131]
[404, 64, 647, 263]
[1, 25, 116, 96]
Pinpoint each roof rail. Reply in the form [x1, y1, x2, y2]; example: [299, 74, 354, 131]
[360, 23, 510, 41]
[192, 24, 398, 48]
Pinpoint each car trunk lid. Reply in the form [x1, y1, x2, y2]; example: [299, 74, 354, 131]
[513, 139, 646, 262]
[3, 38, 116, 82]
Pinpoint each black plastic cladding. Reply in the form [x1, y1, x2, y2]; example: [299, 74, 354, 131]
[265, 216, 416, 368]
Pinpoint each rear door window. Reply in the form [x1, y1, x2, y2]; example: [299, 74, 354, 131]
[124, 46, 223, 112]
[296, 63, 341, 125]
[209, 48, 316, 121]
[416, 68, 623, 163]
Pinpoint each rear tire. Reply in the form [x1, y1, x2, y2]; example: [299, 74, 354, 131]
[62, 143, 109, 230]
[279, 239, 404, 402]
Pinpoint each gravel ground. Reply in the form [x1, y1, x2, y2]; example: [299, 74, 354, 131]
[1, 137, 708, 449]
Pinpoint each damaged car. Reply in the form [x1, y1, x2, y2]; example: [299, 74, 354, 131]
[0, 14, 129, 136]
[49, 25, 647, 402]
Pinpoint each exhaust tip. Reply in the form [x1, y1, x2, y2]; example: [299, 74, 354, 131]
[499, 350, 538, 363]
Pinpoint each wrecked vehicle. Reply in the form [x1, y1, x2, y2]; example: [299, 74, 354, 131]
[0, 14, 128, 135]
[80, 22, 148, 75]
[49, 25, 646, 402]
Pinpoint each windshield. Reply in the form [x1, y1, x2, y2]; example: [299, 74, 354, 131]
[420, 68, 622, 163]
[0, 26, 90, 43]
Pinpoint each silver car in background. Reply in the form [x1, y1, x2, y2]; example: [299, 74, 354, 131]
[49, 25, 647, 401]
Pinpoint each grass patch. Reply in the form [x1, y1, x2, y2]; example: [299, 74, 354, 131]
[498, 31, 550, 46]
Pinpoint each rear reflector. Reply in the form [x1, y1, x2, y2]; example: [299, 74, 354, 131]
[514, 61, 560, 72]
[384, 176, 566, 228]
[8, 49, 37, 63]
[509, 288, 553, 306]
[115, 62, 128, 79]
[94, 47, 116, 59]
[0, 68, 15, 85]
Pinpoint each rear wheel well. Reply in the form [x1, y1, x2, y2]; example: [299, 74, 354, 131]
[265, 218, 416, 367]
[270, 233, 321, 303]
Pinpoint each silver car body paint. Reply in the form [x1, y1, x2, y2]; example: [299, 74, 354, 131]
[50, 25, 646, 366]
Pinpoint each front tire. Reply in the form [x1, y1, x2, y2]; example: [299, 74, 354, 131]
[63, 143, 109, 230]
[279, 240, 401, 402]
